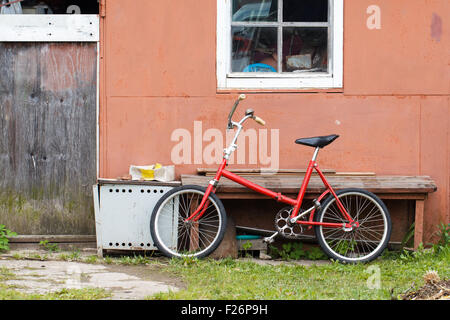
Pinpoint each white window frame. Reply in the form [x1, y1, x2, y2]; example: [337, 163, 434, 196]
[217, 0, 343, 90]
[0, 15, 99, 42]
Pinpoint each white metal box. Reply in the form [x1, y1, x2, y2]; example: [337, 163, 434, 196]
[93, 179, 181, 256]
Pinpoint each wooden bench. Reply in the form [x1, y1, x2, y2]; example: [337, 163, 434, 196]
[181, 173, 437, 249]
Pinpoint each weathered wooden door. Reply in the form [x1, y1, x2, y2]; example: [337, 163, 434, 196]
[0, 43, 97, 234]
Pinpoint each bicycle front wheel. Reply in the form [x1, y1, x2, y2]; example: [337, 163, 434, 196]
[150, 185, 227, 259]
[315, 188, 392, 263]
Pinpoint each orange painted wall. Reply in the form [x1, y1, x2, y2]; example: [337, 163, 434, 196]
[99, 0, 449, 243]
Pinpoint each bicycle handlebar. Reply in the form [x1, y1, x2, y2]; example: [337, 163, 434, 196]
[253, 116, 266, 126]
[227, 94, 246, 129]
[227, 94, 266, 128]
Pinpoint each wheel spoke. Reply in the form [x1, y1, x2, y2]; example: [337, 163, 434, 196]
[152, 188, 225, 258]
[317, 190, 390, 263]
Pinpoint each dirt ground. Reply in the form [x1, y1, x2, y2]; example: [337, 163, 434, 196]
[401, 279, 450, 300]
[0, 249, 182, 300]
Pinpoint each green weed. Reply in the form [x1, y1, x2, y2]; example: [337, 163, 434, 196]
[432, 222, 450, 254]
[118, 254, 150, 265]
[39, 240, 60, 253]
[0, 225, 16, 252]
[269, 242, 327, 261]
[0, 287, 112, 300]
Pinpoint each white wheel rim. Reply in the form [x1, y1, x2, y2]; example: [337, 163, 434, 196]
[154, 189, 223, 258]
[318, 192, 388, 262]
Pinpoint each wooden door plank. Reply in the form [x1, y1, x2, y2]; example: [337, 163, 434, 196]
[0, 43, 97, 234]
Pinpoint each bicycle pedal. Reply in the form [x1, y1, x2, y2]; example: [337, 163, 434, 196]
[262, 237, 274, 244]
[263, 231, 279, 244]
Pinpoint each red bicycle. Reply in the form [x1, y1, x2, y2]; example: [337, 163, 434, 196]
[150, 95, 392, 263]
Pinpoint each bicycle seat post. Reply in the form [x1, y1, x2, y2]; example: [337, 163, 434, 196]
[312, 147, 320, 162]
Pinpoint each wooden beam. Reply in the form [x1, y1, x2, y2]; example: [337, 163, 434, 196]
[197, 168, 337, 176]
[414, 199, 425, 249]
[97, 178, 181, 187]
[213, 192, 427, 201]
[7, 235, 96, 243]
[181, 175, 438, 195]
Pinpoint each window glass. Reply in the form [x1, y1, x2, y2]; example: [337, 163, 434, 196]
[231, 0, 329, 73]
[9, 0, 99, 14]
[283, 0, 328, 22]
[232, 0, 278, 22]
[232, 27, 278, 72]
[282, 28, 328, 72]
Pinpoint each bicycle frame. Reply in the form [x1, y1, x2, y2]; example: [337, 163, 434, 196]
[186, 156, 357, 230]
[185, 98, 357, 231]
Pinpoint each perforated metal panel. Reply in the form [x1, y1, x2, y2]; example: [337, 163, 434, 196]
[93, 180, 181, 255]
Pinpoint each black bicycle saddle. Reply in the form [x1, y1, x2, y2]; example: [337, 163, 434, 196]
[295, 134, 339, 148]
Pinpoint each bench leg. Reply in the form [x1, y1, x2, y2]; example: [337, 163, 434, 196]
[414, 199, 425, 249]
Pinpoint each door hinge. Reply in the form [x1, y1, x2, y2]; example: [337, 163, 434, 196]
[100, 0, 106, 17]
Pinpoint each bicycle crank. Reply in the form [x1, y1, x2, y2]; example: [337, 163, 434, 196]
[275, 207, 305, 239]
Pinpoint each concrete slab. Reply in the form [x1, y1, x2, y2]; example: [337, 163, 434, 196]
[0, 257, 179, 300]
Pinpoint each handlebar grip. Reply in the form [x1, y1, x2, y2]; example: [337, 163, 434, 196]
[254, 116, 266, 126]
[238, 94, 246, 101]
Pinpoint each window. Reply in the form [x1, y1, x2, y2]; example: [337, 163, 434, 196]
[1, 0, 99, 14]
[0, 0, 99, 42]
[217, 0, 343, 90]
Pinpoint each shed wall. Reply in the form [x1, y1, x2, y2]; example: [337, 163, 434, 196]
[99, 0, 449, 243]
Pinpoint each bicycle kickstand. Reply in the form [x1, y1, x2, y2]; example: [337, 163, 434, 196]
[263, 231, 279, 244]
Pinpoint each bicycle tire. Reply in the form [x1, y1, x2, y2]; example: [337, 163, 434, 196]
[150, 185, 227, 259]
[314, 188, 392, 263]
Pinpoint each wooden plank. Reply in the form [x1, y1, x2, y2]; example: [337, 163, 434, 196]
[414, 200, 425, 249]
[197, 168, 337, 176]
[0, 15, 99, 42]
[237, 239, 267, 251]
[0, 42, 97, 234]
[335, 172, 376, 176]
[97, 178, 181, 187]
[374, 194, 426, 200]
[211, 192, 427, 201]
[8, 242, 96, 251]
[181, 175, 438, 194]
[7, 235, 96, 243]
[198, 168, 375, 177]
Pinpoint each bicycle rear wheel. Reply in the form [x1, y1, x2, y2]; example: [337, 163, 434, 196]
[315, 188, 391, 263]
[150, 185, 227, 258]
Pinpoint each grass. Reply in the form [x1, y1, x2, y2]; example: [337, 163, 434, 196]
[37, 288, 112, 300]
[150, 246, 450, 300]
[1, 244, 448, 300]
[0, 286, 112, 300]
[39, 240, 60, 253]
[0, 267, 16, 282]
